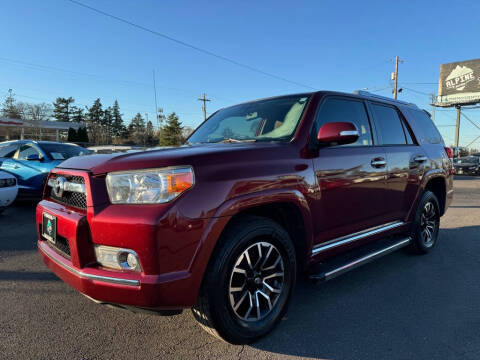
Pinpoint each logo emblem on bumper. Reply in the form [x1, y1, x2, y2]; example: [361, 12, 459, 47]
[53, 176, 66, 198]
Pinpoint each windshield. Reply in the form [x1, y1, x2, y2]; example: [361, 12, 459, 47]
[187, 94, 311, 144]
[40, 143, 90, 160]
[458, 156, 479, 164]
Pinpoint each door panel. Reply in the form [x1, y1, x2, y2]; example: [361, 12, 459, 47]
[384, 147, 425, 221]
[312, 146, 388, 244]
[368, 102, 424, 222]
[310, 96, 389, 247]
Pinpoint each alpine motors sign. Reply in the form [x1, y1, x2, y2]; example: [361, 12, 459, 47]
[437, 58, 480, 107]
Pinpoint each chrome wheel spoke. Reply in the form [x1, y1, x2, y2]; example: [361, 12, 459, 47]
[262, 253, 281, 271]
[233, 290, 248, 311]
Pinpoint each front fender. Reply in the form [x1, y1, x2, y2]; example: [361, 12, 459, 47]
[184, 188, 313, 306]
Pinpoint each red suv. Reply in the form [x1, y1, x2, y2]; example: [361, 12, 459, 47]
[37, 91, 453, 344]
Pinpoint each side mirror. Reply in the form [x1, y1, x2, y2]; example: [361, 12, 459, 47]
[317, 122, 359, 146]
[26, 153, 40, 161]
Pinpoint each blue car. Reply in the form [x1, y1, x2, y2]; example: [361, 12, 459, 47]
[0, 140, 90, 198]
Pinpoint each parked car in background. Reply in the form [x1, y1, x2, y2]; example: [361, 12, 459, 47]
[0, 140, 90, 198]
[37, 91, 453, 344]
[453, 155, 480, 175]
[0, 170, 18, 213]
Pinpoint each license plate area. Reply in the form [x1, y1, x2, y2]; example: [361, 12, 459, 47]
[42, 212, 57, 244]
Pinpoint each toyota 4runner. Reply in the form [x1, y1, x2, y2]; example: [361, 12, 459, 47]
[37, 91, 453, 344]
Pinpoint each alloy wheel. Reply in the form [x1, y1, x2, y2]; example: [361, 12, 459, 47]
[420, 201, 438, 247]
[228, 241, 285, 322]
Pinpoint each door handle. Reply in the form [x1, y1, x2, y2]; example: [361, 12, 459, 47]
[371, 158, 386, 168]
[414, 156, 428, 163]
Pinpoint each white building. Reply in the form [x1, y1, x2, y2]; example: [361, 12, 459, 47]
[0, 117, 86, 142]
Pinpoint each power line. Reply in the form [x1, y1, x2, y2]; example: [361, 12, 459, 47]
[0, 56, 235, 103]
[400, 86, 431, 96]
[65, 0, 316, 90]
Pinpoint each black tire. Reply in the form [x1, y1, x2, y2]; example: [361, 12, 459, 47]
[407, 190, 440, 254]
[192, 215, 296, 344]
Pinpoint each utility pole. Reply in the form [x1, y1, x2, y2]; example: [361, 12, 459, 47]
[392, 56, 403, 100]
[153, 69, 159, 129]
[198, 93, 211, 121]
[455, 105, 461, 148]
[430, 94, 437, 123]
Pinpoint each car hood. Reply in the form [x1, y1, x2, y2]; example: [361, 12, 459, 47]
[57, 143, 283, 175]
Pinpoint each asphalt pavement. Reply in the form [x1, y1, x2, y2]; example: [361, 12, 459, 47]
[1, 176, 479, 359]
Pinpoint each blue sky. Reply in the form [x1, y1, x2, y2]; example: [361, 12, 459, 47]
[1, 0, 479, 146]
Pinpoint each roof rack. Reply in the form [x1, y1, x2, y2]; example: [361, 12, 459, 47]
[353, 90, 418, 108]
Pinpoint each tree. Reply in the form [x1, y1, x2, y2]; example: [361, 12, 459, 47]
[145, 120, 156, 146]
[53, 97, 75, 122]
[67, 128, 77, 142]
[71, 106, 85, 123]
[158, 112, 183, 146]
[86, 98, 104, 144]
[76, 127, 89, 143]
[1, 89, 22, 119]
[102, 106, 114, 144]
[111, 100, 125, 139]
[128, 113, 146, 145]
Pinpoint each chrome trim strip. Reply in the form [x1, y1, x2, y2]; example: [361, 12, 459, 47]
[39, 242, 140, 286]
[324, 237, 411, 280]
[312, 221, 405, 255]
[339, 130, 359, 136]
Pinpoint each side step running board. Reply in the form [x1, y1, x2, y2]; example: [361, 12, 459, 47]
[309, 237, 411, 282]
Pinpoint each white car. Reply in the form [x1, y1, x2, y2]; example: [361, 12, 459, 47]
[0, 170, 18, 213]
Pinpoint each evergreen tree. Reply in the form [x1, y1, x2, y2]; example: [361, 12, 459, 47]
[77, 127, 89, 143]
[1, 89, 22, 119]
[145, 120, 156, 146]
[158, 112, 183, 146]
[67, 128, 77, 142]
[103, 106, 114, 144]
[53, 97, 75, 122]
[86, 98, 104, 144]
[129, 113, 146, 145]
[71, 106, 85, 123]
[111, 100, 125, 138]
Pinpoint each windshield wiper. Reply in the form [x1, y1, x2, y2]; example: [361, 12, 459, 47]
[218, 138, 256, 143]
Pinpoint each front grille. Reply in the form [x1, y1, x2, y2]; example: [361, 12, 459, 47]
[46, 174, 87, 210]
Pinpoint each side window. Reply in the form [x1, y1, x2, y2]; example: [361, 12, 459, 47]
[16, 145, 41, 160]
[407, 109, 443, 144]
[401, 120, 414, 145]
[0, 144, 18, 158]
[315, 98, 373, 146]
[371, 103, 409, 145]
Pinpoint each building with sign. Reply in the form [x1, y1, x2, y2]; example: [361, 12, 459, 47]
[0, 117, 85, 142]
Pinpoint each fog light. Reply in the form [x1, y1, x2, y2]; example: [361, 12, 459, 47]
[127, 253, 138, 268]
[94, 245, 141, 272]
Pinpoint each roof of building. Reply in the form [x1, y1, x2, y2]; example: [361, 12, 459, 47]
[0, 118, 85, 130]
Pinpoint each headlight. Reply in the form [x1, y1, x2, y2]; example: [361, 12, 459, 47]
[105, 166, 194, 204]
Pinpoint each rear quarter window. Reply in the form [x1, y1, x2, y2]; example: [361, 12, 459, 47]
[406, 109, 443, 145]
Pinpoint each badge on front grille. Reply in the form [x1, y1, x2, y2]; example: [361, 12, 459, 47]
[52, 176, 66, 198]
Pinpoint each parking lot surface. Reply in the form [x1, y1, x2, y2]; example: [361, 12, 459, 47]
[1, 176, 479, 360]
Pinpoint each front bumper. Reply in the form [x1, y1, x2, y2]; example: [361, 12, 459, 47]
[454, 167, 479, 175]
[36, 198, 207, 310]
[0, 186, 18, 207]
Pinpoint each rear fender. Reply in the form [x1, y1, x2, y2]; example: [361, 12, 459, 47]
[405, 169, 447, 222]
